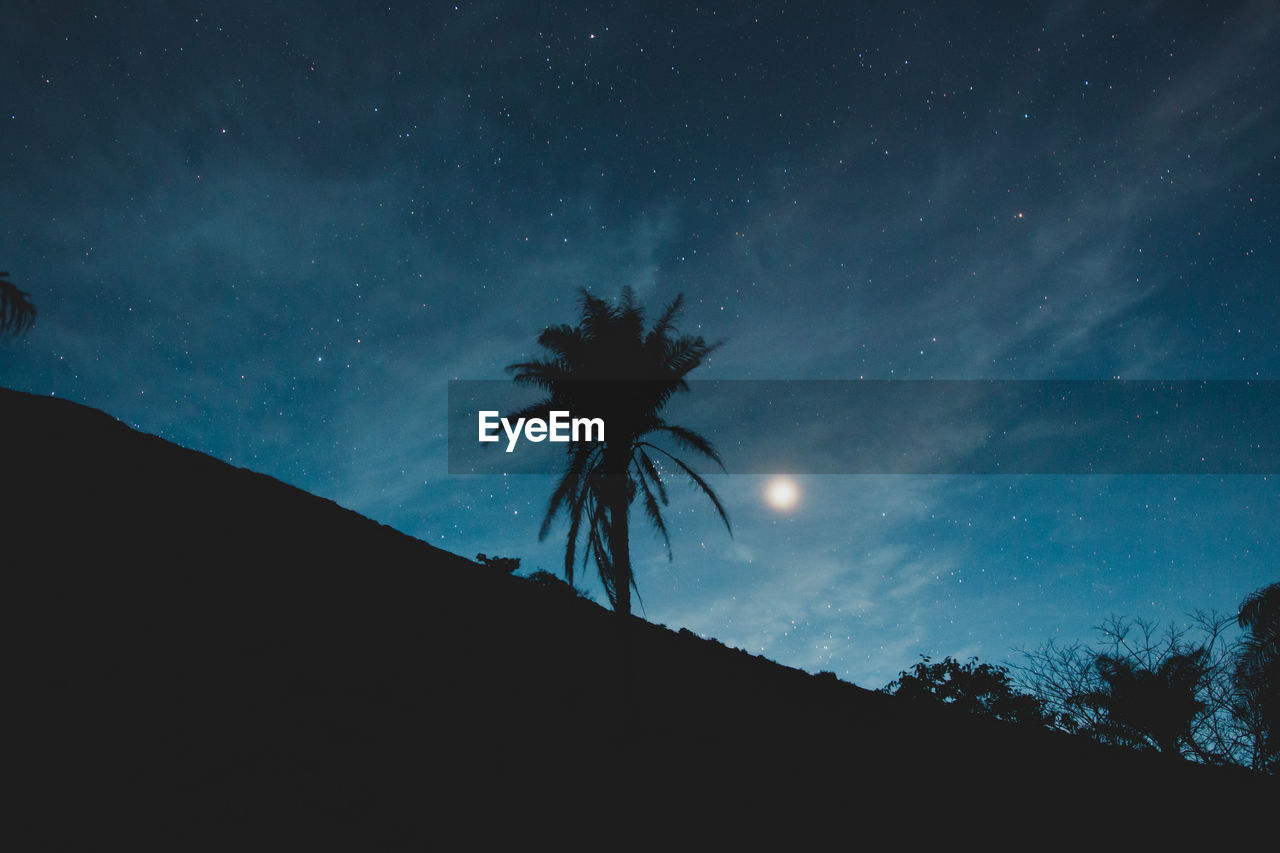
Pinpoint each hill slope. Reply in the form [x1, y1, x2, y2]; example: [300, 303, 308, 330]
[3, 387, 1270, 846]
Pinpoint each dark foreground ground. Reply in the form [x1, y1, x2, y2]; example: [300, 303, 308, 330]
[4, 387, 1272, 848]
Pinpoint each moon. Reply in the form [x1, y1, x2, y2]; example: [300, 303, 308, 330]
[764, 476, 801, 511]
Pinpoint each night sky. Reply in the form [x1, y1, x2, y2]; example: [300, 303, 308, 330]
[3, 1, 1277, 688]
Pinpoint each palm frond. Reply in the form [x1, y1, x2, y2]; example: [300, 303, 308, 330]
[639, 442, 731, 535]
[0, 273, 37, 337]
[661, 335, 716, 379]
[646, 293, 685, 344]
[635, 448, 669, 506]
[651, 423, 725, 470]
[557, 447, 606, 584]
[1237, 583, 1279, 661]
[540, 442, 598, 541]
[585, 503, 615, 603]
[634, 462, 673, 561]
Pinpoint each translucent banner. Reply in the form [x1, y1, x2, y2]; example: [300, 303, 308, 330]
[447, 380, 1280, 475]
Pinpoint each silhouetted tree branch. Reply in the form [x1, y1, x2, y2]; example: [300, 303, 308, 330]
[1015, 612, 1268, 769]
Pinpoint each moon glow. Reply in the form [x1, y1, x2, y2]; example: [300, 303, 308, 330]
[764, 477, 801, 511]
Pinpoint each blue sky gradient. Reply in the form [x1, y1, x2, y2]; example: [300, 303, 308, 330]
[3, 0, 1276, 687]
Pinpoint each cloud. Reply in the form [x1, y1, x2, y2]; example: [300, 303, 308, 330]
[642, 476, 972, 684]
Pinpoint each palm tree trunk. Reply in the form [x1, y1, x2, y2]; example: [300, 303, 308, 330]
[609, 480, 631, 617]
[602, 445, 638, 719]
[601, 438, 633, 618]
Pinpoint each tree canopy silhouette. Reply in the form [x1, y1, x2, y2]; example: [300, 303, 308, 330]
[0, 272, 37, 337]
[506, 287, 730, 617]
[1016, 614, 1261, 766]
[881, 655, 1054, 727]
[1079, 649, 1209, 756]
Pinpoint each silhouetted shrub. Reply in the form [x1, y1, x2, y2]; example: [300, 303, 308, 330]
[882, 655, 1053, 727]
[476, 553, 521, 574]
[525, 569, 594, 601]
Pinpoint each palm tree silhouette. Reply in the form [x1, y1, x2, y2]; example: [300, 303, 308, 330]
[1236, 582, 1278, 772]
[507, 287, 730, 617]
[0, 272, 37, 337]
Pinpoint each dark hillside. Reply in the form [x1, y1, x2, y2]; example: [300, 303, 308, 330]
[3, 387, 1270, 847]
